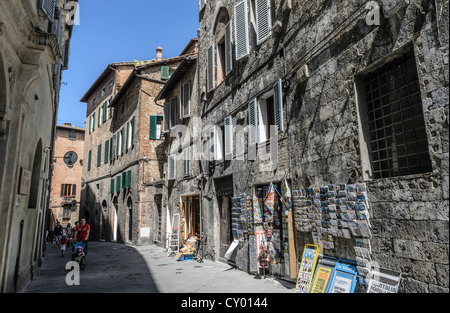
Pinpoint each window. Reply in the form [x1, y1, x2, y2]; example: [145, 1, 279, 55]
[234, 0, 250, 60]
[87, 150, 92, 171]
[168, 154, 176, 180]
[209, 126, 223, 161]
[361, 52, 432, 179]
[116, 176, 121, 192]
[170, 97, 178, 129]
[122, 172, 127, 189]
[207, 45, 215, 92]
[98, 105, 103, 127]
[161, 66, 170, 80]
[248, 99, 258, 146]
[180, 82, 191, 118]
[118, 129, 123, 157]
[104, 140, 110, 164]
[183, 147, 191, 177]
[68, 130, 76, 140]
[225, 21, 233, 76]
[97, 144, 102, 167]
[224, 116, 233, 158]
[102, 101, 108, 123]
[60, 184, 76, 197]
[40, 0, 56, 21]
[110, 179, 115, 194]
[252, 0, 272, 45]
[150, 116, 164, 140]
[101, 88, 105, 97]
[217, 39, 226, 86]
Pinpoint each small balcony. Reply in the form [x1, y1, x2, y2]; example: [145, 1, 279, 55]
[61, 195, 77, 205]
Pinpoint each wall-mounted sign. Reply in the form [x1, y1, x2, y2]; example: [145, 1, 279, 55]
[295, 244, 319, 293]
[18, 168, 31, 195]
[367, 267, 401, 293]
[327, 259, 358, 293]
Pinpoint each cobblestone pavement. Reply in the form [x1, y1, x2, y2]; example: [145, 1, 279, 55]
[23, 241, 295, 293]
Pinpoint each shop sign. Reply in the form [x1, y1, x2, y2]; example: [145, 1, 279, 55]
[309, 256, 337, 293]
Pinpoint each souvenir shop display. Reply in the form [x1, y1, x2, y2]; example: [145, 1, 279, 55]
[294, 244, 320, 293]
[231, 197, 244, 240]
[308, 256, 338, 293]
[366, 267, 401, 293]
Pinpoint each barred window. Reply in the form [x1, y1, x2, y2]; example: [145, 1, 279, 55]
[363, 52, 432, 179]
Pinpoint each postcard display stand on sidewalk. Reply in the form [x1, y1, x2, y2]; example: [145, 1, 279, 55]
[294, 244, 320, 293]
[291, 182, 400, 292]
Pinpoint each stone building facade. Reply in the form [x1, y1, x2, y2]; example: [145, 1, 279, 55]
[49, 123, 85, 229]
[196, 0, 448, 292]
[0, 0, 76, 292]
[156, 39, 200, 250]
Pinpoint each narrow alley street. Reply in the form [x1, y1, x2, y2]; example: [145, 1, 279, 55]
[23, 241, 295, 294]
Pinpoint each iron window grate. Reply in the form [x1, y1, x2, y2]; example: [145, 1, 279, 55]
[364, 53, 432, 179]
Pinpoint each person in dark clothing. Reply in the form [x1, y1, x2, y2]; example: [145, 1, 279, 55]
[54, 222, 63, 248]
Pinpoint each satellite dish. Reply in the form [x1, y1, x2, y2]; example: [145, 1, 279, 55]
[71, 200, 77, 206]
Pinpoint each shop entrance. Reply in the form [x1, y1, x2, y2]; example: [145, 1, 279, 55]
[219, 196, 232, 262]
[181, 195, 200, 241]
[255, 182, 291, 280]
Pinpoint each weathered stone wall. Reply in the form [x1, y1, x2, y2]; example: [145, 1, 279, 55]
[198, 0, 448, 292]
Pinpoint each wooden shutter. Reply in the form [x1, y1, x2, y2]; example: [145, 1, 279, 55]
[273, 78, 284, 132]
[224, 116, 233, 156]
[60, 184, 65, 197]
[121, 128, 125, 155]
[110, 179, 115, 194]
[126, 121, 129, 150]
[209, 127, 215, 161]
[92, 112, 96, 131]
[122, 172, 127, 188]
[163, 103, 170, 132]
[234, 0, 250, 60]
[110, 137, 114, 161]
[184, 147, 191, 176]
[150, 116, 157, 139]
[207, 45, 215, 92]
[161, 66, 170, 80]
[127, 170, 131, 188]
[104, 140, 109, 163]
[72, 184, 76, 197]
[89, 115, 92, 134]
[181, 82, 191, 118]
[88, 150, 92, 171]
[225, 21, 233, 76]
[98, 107, 101, 126]
[116, 176, 121, 192]
[255, 0, 272, 44]
[131, 116, 135, 146]
[97, 144, 102, 167]
[103, 101, 107, 122]
[168, 155, 176, 180]
[248, 99, 258, 145]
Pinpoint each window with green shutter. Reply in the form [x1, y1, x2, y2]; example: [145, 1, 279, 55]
[150, 116, 163, 140]
[131, 116, 135, 146]
[88, 150, 92, 171]
[93, 112, 96, 131]
[98, 106, 101, 127]
[116, 176, 121, 192]
[127, 170, 131, 188]
[103, 101, 107, 123]
[161, 66, 170, 80]
[122, 172, 127, 188]
[104, 140, 109, 164]
[97, 144, 102, 167]
[110, 179, 115, 194]
[89, 115, 92, 134]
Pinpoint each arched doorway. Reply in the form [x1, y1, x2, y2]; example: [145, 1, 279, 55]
[112, 196, 118, 242]
[100, 200, 108, 241]
[127, 197, 133, 242]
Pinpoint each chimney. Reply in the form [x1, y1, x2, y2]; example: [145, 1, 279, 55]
[156, 46, 163, 61]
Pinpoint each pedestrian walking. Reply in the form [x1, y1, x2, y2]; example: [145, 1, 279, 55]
[54, 222, 63, 248]
[48, 229, 55, 243]
[60, 235, 67, 257]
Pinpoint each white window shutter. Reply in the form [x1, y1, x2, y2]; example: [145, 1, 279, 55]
[255, 0, 272, 44]
[248, 99, 258, 145]
[207, 45, 215, 92]
[184, 147, 191, 176]
[273, 79, 284, 132]
[224, 116, 233, 156]
[209, 127, 215, 161]
[216, 126, 223, 161]
[183, 82, 191, 118]
[225, 21, 233, 76]
[168, 155, 176, 180]
[234, 0, 250, 60]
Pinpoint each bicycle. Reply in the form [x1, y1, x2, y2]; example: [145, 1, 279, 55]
[195, 233, 207, 263]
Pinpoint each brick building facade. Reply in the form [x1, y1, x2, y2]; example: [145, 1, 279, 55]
[49, 123, 85, 229]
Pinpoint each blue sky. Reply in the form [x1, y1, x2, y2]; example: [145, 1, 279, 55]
[57, 0, 200, 128]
